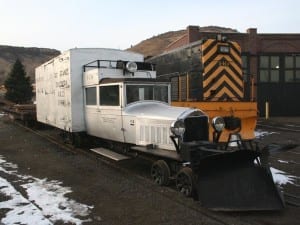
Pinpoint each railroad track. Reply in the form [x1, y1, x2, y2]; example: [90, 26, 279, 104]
[257, 120, 300, 207]
[257, 122, 300, 133]
[284, 193, 300, 207]
[11, 119, 243, 225]
[9, 118, 300, 225]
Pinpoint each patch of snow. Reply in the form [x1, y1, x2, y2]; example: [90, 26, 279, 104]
[0, 176, 52, 225]
[270, 167, 297, 186]
[255, 130, 279, 139]
[0, 155, 93, 225]
[22, 178, 92, 225]
[278, 160, 289, 164]
[0, 112, 6, 117]
[0, 156, 18, 174]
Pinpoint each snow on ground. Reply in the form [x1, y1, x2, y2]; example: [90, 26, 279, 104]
[255, 129, 279, 139]
[0, 155, 93, 225]
[270, 167, 297, 186]
[278, 160, 289, 164]
[0, 127, 297, 224]
[0, 176, 52, 225]
[254, 130, 298, 186]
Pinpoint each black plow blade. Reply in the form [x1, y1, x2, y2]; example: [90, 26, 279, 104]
[194, 150, 285, 211]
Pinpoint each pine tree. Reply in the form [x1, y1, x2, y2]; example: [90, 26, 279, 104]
[4, 59, 33, 104]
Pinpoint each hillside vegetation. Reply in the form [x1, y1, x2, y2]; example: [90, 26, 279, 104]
[0, 45, 60, 84]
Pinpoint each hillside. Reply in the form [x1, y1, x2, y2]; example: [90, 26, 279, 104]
[128, 30, 186, 58]
[0, 45, 60, 84]
[128, 26, 238, 57]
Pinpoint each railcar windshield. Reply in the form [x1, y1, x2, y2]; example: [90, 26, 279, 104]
[126, 84, 169, 105]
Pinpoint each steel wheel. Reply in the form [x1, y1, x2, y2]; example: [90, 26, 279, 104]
[176, 167, 195, 197]
[151, 160, 170, 186]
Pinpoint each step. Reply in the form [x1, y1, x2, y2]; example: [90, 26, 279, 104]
[90, 148, 130, 161]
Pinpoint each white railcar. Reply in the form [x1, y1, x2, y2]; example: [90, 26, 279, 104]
[35, 48, 143, 132]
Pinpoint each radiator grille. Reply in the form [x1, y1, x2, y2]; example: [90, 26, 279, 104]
[183, 116, 209, 142]
[139, 125, 172, 146]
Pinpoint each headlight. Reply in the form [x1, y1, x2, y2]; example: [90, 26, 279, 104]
[170, 120, 185, 136]
[126, 61, 138, 73]
[212, 116, 225, 132]
[218, 45, 230, 53]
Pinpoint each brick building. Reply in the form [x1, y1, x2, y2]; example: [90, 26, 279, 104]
[163, 26, 300, 116]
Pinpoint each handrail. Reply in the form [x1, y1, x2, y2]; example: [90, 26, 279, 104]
[83, 60, 156, 72]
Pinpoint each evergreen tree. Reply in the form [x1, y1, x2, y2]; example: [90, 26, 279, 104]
[4, 59, 33, 104]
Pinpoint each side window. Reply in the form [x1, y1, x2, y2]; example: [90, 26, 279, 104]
[85, 87, 97, 105]
[126, 84, 169, 104]
[259, 55, 280, 83]
[154, 86, 168, 103]
[100, 85, 119, 106]
[242, 55, 249, 81]
[284, 55, 300, 82]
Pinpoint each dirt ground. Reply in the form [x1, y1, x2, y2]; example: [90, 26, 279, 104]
[0, 115, 299, 225]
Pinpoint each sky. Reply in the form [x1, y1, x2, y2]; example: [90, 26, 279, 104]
[0, 0, 299, 52]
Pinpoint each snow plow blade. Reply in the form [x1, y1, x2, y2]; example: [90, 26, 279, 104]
[194, 150, 285, 211]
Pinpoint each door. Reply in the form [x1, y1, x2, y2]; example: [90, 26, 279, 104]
[84, 86, 99, 136]
[97, 84, 124, 142]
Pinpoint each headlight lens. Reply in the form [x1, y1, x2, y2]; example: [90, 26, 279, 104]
[212, 116, 225, 132]
[126, 61, 138, 73]
[170, 120, 185, 136]
[219, 45, 230, 53]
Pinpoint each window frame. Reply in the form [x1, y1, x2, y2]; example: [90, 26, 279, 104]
[85, 86, 97, 106]
[125, 83, 170, 105]
[284, 55, 300, 83]
[259, 55, 280, 83]
[241, 54, 250, 82]
[99, 84, 120, 106]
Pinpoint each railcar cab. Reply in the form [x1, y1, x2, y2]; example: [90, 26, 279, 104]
[83, 60, 171, 144]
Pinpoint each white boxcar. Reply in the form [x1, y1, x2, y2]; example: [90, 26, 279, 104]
[35, 48, 143, 132]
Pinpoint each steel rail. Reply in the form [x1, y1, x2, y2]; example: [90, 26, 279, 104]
[257, 123, 300, 132]
[11, 119, 242, 225]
